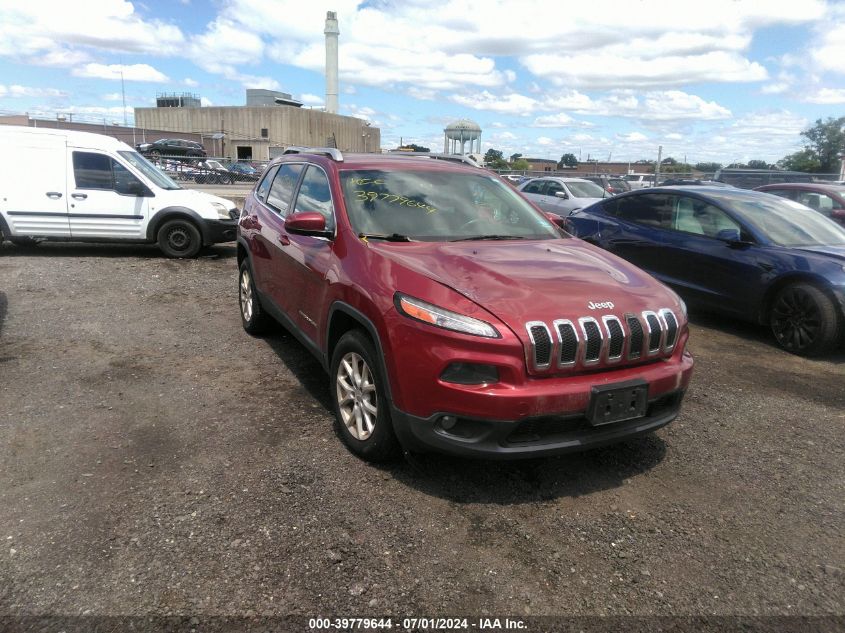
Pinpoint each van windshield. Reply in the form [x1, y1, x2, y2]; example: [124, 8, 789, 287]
[118, 151, 181, 190]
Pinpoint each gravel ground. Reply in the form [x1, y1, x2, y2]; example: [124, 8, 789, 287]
[0, 241, 843, 626]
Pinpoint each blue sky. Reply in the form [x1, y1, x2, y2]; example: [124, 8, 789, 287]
[1, 0, 844, 166]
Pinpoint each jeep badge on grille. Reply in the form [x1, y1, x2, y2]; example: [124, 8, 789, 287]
[587, 301, 614, 310]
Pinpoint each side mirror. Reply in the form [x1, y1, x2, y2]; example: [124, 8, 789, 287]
[117, 179, 151, 197]
[544, 211, 567, 228]
[284, 211, 332, 237]
[716, 228, 740, 242]
[554, 190, 569, 200]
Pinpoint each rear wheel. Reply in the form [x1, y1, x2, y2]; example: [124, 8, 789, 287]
[330, 330, 399, 462]
[770, 282, 840, 356]
[157, 219, 202, 258]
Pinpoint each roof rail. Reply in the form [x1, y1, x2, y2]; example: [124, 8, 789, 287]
[283, 146, 344, 162]
[391, 152, 482, 168]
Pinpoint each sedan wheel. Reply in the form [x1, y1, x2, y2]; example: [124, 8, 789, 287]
[770, 283, 839, 356]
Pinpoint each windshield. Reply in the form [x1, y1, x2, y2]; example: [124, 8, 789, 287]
[707, 191, 845, 247]
[340, 170, 560, 241]
[118, 151, 181, 190]
[566, 181, 606, 198]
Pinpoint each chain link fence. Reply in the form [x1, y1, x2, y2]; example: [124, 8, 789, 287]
[146, 154, 271, 185]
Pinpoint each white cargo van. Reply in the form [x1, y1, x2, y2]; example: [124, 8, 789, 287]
[0, 126, 238, 257]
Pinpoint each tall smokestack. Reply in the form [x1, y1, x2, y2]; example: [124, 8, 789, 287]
[324, 11, 339, 114]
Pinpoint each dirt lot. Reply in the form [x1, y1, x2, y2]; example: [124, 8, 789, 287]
[0, 242, 843, 627]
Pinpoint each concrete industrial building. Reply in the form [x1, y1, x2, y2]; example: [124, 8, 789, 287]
[134, 98, 380, 161]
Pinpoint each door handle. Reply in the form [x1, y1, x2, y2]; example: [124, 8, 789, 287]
[71, 193, 88, 200]
[46, 191, 63, 199]
[278, 234, 290, 246]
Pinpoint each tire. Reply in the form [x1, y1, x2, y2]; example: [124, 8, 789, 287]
[157, 219, 202, 258]
[149, 149, 161, 160]
[770, 282, 840, 356]
[330, 330, 399, 462]
[238, 259, 271, 335]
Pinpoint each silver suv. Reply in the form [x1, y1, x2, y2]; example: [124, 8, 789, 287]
[517, 177, 606, 216]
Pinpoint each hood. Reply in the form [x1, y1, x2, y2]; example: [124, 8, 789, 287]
[161, 187, 236, 209]
[372, 238, 680, 333]
[793, 245, 845, 262]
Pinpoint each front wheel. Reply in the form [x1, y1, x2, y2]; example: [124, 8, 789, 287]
[238, 260, 271, 335]
[157, 219, 202, 258]
[330, 330, 399, 462]
[770, 283, 840, 356]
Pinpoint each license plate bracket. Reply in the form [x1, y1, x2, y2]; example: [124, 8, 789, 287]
[586, 380, 649, 427]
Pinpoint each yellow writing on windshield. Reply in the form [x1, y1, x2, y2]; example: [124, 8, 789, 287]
[353, 190, 437, 214]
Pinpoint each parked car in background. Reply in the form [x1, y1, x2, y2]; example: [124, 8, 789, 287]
[0, 126, 237, 258]
[193, 159, 235, 184]
[755, 183, 845, 227]
[237, 147, 693, 461]
[566, 187, 845, 356]
[623, 173, 656, 189]
[660, 178, 734, 187]
[713, 168, 812, 189]
[517, 177, 606, 216]
[583, 175, 631, 195]
[136, 138, 206, 160]
[225, 162, 261, 182]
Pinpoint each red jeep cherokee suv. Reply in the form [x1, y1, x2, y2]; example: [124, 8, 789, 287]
[237, 148, 694, 461]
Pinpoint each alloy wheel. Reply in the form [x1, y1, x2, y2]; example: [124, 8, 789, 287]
[240, 268, 253, 322]
[336, 352, 378, 441]
[771, 286, 822, 351]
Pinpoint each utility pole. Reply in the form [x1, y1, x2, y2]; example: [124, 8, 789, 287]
[120, 70, 128, 127]
[655, 145, 663, 185]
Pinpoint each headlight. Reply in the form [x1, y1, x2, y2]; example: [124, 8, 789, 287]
[211, 202, 230, 220]
[395, 294, 500, 338]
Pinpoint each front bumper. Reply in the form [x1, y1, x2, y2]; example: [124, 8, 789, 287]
[202, 217, 238, 244]
[391, 388, 685, 459]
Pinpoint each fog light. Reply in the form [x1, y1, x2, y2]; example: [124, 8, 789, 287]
[440, 415, 457, 430]
[440, 363, 499, 385]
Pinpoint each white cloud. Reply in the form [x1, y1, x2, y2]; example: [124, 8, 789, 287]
[803, 88, 845, 104]
[618, 132, 648, 142]
[811, 23, 845, 74]
[531, 113, 575, 127]
[0, 84, 68, 98]
[449, 91, 537, 114]
[72, 63, 168, 82]
[299, 93, 324, 106]
[183, 78, 199, 88]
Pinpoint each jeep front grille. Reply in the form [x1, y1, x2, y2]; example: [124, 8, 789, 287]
[525, 309, 679, 371]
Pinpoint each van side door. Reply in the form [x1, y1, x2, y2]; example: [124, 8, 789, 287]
[2, 134, 70, 237]
[67, 151, 150, 239]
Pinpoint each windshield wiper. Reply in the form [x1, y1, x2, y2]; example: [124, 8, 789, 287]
[451, 235, 526, 242]
[358, 232, 414, 242]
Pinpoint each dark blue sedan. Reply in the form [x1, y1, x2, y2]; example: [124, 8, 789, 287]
[566, 187, 845, 356]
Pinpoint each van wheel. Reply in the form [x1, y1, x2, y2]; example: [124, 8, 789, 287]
[770, 282, 839, 356]
[157, 219, 202, 258]
[238, 260, 271, 335]
[330, 330, 399, 462]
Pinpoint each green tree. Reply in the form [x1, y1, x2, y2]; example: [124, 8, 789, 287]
[557, 153, 578, 168]
[398, 143, 430, 152]
[511, 158, 530, 170]
[510, 152, 523, 163]
[801, 116, 845, 172]
[747, 159, 773, 169]
[694, 162, 722, 172]
[484, 148, 508, 169]
[777, 149, 822, 173]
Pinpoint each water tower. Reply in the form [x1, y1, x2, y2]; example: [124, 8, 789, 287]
[443, 119, 481, 155]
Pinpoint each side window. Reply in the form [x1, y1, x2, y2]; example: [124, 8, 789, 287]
[294, 166, 335, 231]
[764, 189, 795, 201]
[672, 196, 742, 238]
[266, 163, 303, 216]
[610, 194, 674, 229]
[112, 161, 144, 195]
[796, 191, 838, 217]
[73, 152, 113, 189]
[256, 165, 279, 202]
[545, 181, 565, 196]
[521, 180, 544, 194]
